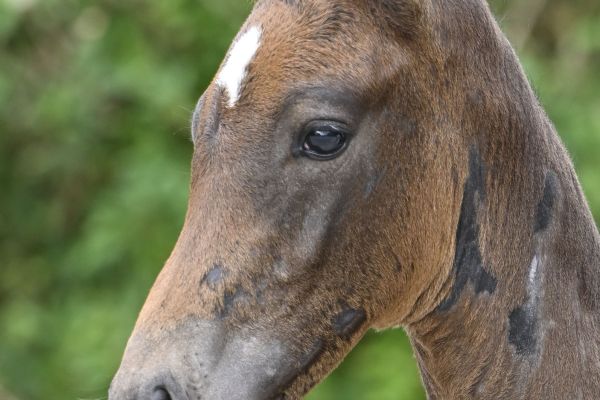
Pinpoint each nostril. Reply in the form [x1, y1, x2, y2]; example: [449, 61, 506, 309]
[151, 387, 172, 400]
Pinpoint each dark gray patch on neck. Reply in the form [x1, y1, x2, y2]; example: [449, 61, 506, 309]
[507, 171, 560, 353]
[437, 147, 497, 312]
[508, 304, 538, 355]
[534, 171, 558, 233]
[508, 256, 542, 356]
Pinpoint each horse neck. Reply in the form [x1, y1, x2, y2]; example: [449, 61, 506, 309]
[404, 65, 600, 398]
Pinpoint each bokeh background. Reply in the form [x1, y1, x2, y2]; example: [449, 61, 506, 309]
[0, 0, 598, 399]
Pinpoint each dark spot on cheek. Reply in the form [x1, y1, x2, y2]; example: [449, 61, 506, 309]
[332, 303, 366, 339]
[508, 304, 538, 355]
[202, 264, 225, 289]
[535, 171, 558, 233]
[220, 291, 237, 317]
[216, 286, 246, 319]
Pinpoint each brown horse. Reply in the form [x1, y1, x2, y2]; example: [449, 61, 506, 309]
[109, 0, 600, 399]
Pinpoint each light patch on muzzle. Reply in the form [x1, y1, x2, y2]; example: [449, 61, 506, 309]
[109, 320, 301, 400]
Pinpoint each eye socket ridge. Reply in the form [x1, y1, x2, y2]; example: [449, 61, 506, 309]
[300, 121, 350, 161]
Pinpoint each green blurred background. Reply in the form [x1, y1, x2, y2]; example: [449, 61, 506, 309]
[0, 0, 598, 399]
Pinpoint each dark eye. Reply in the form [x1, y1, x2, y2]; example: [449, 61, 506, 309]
[301, 124, 348, 160]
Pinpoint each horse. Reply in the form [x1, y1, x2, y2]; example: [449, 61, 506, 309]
[109, 0, 600, 398]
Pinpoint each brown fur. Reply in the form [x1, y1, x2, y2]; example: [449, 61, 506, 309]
[110, 1, 600, 399]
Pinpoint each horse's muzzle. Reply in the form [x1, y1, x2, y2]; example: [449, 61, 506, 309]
[109, 320, 300, 400]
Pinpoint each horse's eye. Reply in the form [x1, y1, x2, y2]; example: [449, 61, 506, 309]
[301, 124, 348, 160]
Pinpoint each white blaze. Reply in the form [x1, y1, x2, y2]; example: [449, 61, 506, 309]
[216, 26, 262, 107]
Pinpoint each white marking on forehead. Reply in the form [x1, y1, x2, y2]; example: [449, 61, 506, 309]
[216, 26, 262, 107]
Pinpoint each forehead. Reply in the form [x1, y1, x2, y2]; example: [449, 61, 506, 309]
[215, 0, 393, 111]
[252, 0, 373, 75]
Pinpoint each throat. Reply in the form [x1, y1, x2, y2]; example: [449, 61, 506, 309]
[405, 144, 600, 399]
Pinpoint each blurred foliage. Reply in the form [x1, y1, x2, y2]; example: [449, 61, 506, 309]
[0, 0, 598, 399]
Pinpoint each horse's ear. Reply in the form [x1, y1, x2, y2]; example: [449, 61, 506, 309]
[369, 0, 423, 40]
